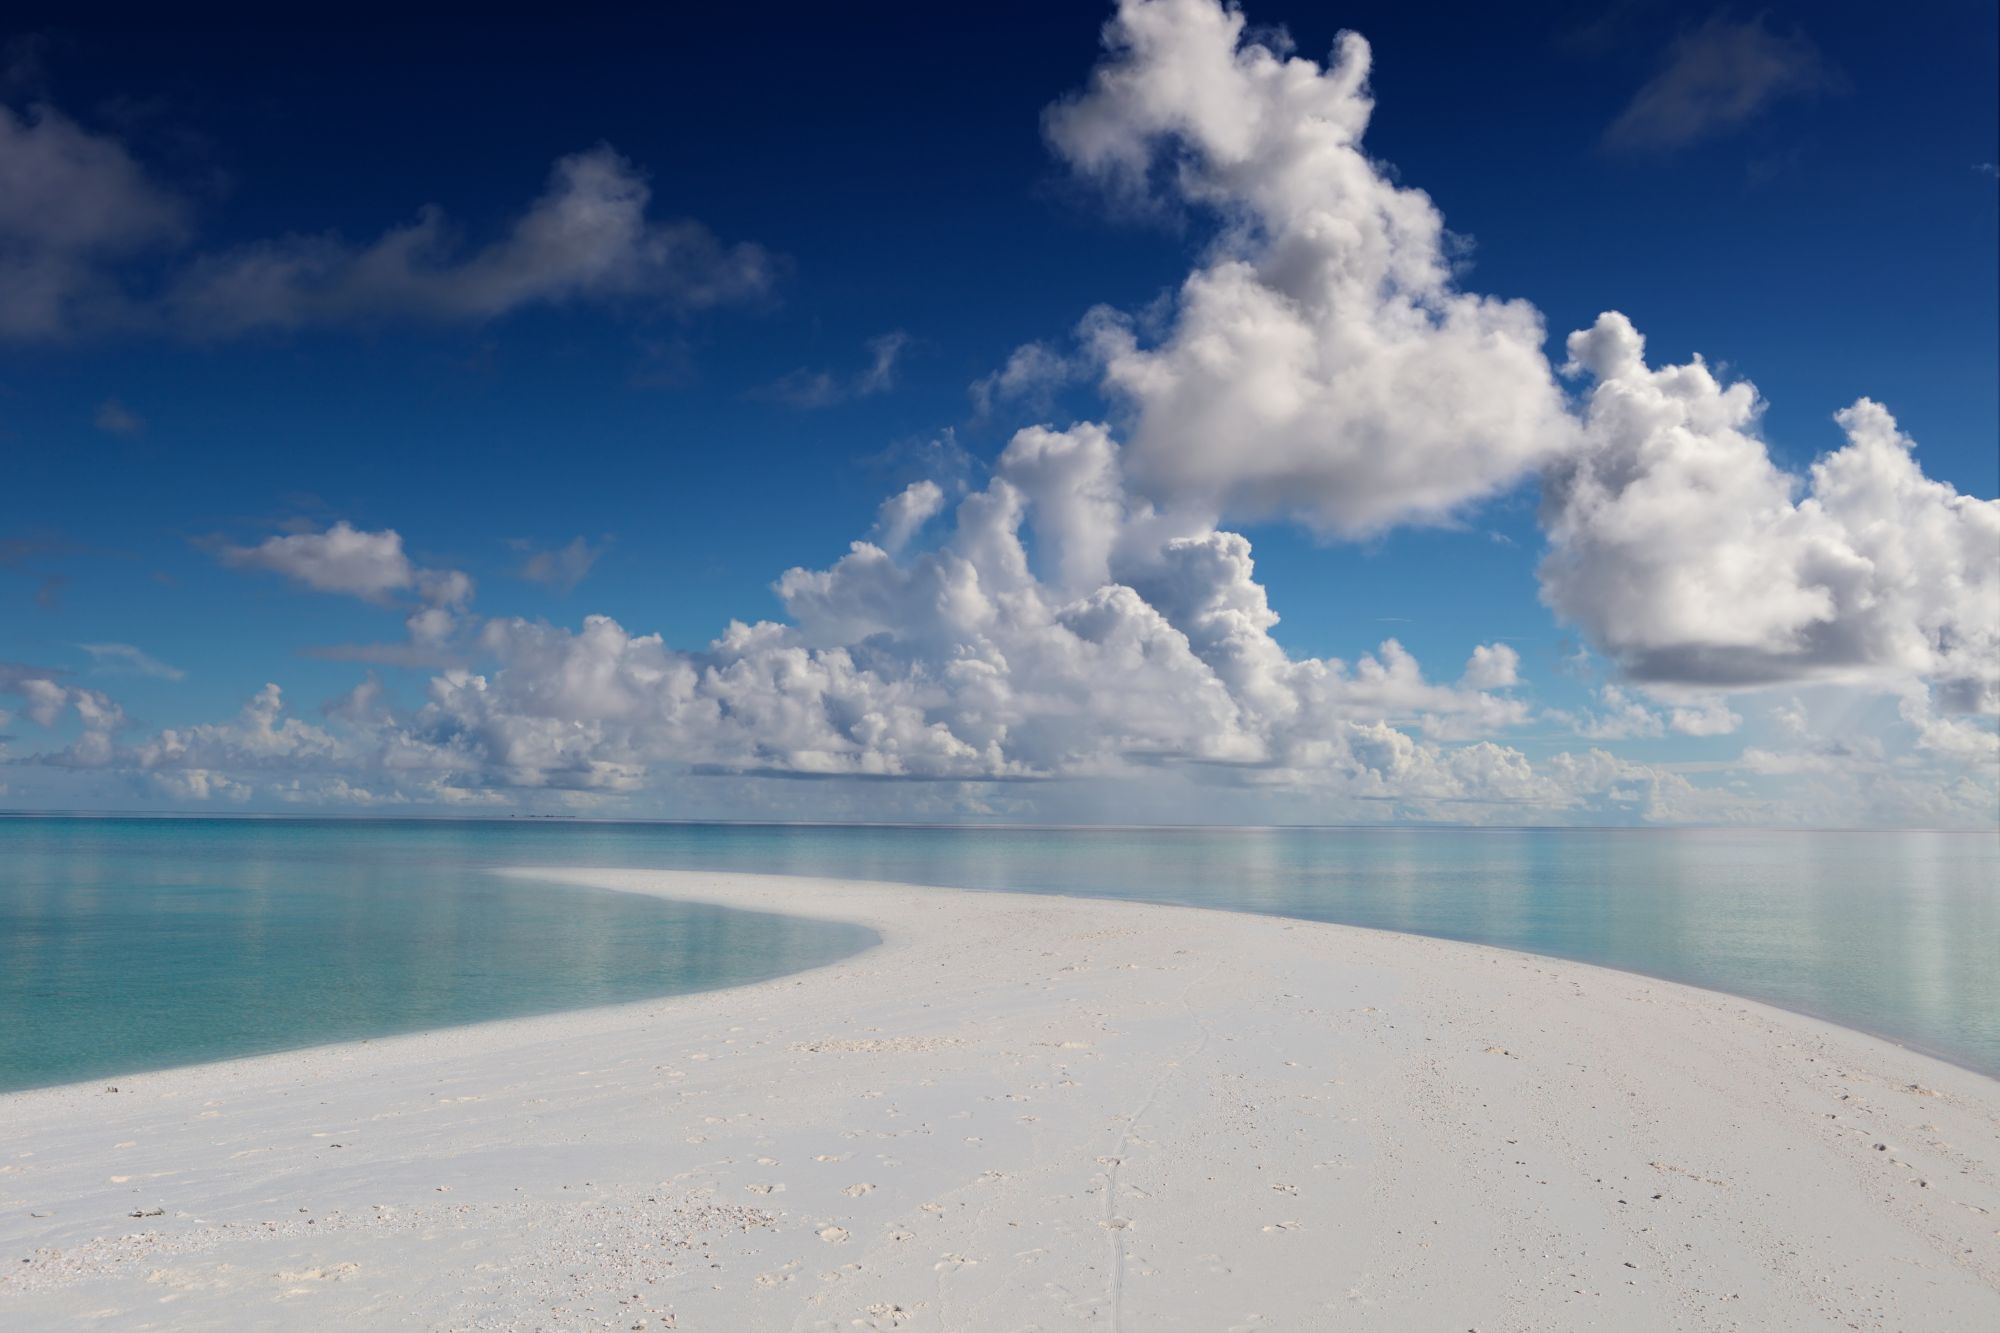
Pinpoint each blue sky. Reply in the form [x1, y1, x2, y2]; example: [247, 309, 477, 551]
[2, 0, 1995, 824]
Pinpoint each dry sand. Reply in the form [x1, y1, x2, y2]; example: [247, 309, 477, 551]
[3, 867, 1996, 1331]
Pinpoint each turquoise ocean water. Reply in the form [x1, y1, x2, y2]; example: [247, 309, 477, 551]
[1, 817, 1994, 1090]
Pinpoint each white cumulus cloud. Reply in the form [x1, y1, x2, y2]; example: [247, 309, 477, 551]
[1041, 0, 1576, 536]
[367, 424, 1538, 794]
[219, 521, 429, 604]
[0, 663, 126, 765]
[1541, 313, 2000, 714]
[218, 522, 481, 667]
[873, 481, 947, 555]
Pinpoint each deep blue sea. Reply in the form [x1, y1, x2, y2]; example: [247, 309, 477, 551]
[1, 817, 1994, 1090]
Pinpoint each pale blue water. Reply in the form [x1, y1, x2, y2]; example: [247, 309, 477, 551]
[0, 819, 876, 1093]
[1, 817, 1995, 1090]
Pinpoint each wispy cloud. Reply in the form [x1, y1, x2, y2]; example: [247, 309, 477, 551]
[1604, 14, 1836, 152]
[1, 532, 84, 610]
[79, 641, 184, 680]
[300, 641, 464, 669]
[970, 340, 1086, 418]
[509, 535, 609, 592]
[0, 111, 775, 340]
[93, 399, 143, 434]
[0, 102, 190, 339]
[758, 331, 910, 408]
[167, 147, 776, 337]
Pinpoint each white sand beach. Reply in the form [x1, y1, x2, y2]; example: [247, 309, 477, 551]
[3, 867, 1997, 1331]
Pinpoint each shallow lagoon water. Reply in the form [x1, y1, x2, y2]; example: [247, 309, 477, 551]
[1, 817, 1994, 1087]
[0, 818, 876, 1092]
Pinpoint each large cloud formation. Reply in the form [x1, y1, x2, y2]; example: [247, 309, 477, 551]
[309, 427, 1535, 799]
[1022, 1, 1994, 730]
[1544, 314, 1999, 712]
[1042, 0, 1576, 536]
[23, 420, 1601, 818]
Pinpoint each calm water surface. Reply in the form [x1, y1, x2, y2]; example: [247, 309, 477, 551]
[1, 817, 1994, 1088]
[0, 819, 875, 1092]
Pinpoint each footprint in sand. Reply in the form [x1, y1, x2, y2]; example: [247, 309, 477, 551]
[844, 1183, 875, 1197]
[818, 1226, 850, 1244]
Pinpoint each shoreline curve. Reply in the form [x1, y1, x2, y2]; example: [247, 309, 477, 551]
[3, 866, 1995, 1330]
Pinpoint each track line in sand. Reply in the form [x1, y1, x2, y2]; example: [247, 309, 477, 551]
[1101, 952, 1220, 1332]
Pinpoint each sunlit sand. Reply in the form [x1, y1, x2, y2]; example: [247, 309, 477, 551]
[5, 868, 1995, 1329]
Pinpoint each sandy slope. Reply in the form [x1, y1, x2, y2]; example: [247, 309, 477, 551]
[2, 867, 1996, 1331]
